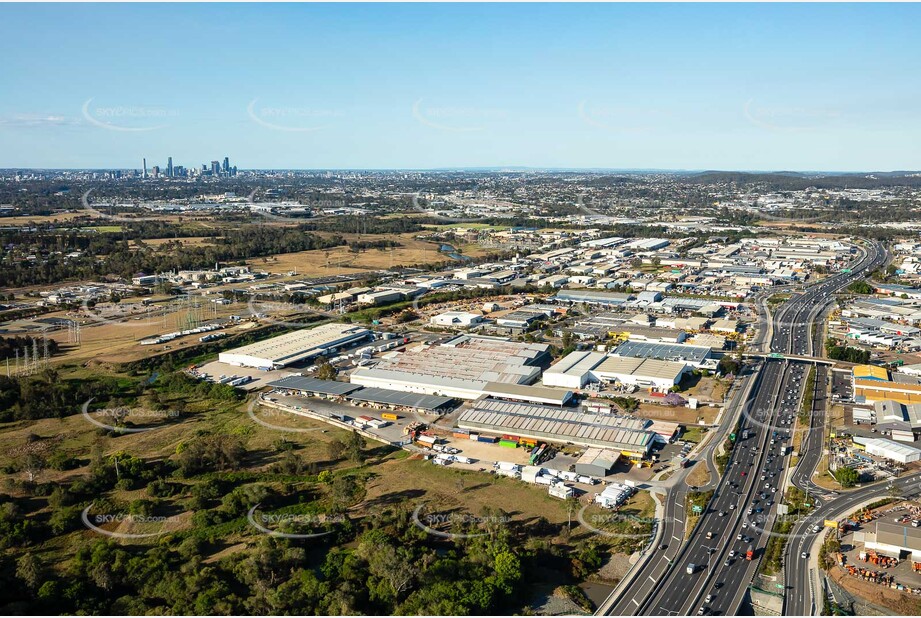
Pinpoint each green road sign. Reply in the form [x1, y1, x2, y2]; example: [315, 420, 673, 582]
[769, 352, 785, 359]
[692, 505, 703, 514]
[775, 584, 784, 590]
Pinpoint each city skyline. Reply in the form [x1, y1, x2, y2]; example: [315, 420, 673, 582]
[1, 3, 919, 171]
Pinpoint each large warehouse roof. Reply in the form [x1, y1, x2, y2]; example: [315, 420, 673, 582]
[544, 351, 607, 378]
[612, 340, 711, 365]
[853, 364, 889, 381]
[267, 375, 363, 396]
[481, 382, 574, 406]
[874, 522, 921, 552]
[219, 323, 370, 368]
[457, 398, 654, 453]
[350, 335, 548, 399]
[593, 356, 687, 382]
[346, 387, 454, 411]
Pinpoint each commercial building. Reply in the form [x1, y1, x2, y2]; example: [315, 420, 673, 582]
[350, 335, 549, 400]
[429, 311, 484, 328]
[218, 323, 371, 370]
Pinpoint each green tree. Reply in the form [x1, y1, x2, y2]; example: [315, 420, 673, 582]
[833, 466, 860, 488]
[316, 361, 337, 381]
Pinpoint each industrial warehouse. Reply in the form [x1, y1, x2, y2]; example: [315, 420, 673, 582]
[541, 349, 689, 392]
[349, 334, 551, 399]
[267, 375, 457, 413]
[218, 323, 371, 369]
[456, 398, 677, 462]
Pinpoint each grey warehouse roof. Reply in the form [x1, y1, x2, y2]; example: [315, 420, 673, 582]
[267, 375, 363, 396]
[346, 387, 455, 410]
[612, 340, 711, 364]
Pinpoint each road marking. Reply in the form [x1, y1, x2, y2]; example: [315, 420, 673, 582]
[674, 518, 683, 524]
[632, 599, 640, 607]
[673, 535, 681, 541]
[649, 575, 657, 582]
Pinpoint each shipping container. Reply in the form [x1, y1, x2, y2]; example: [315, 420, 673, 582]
[520, 438, 538, 448]
[499, 439, 518, 448]
[382, 412, 400, 421]
[502, 434, 520, 442]
[477, 435, 498, 443]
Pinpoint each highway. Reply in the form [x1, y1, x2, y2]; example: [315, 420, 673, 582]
[778, 239, 890, 615]
[602, 364, 761, 616]
[601, 239, 886, 616]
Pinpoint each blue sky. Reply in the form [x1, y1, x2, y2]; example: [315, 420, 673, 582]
[0, 3, 918, 171]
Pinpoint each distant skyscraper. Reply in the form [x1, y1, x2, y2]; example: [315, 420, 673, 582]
[167, 156, 173, 178]
[143, 158, 147, 178]
[211, 160, 220, 176]
[151, 165, 160, 178]
[222, 157, 230, 175]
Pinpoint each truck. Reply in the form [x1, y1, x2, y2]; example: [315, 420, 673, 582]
[741, 429, 749, 440]
[686, 563, 697, 575]
[746, 546, 754, 561]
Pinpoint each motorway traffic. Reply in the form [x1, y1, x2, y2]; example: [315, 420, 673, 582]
[602, 240, 889, 616]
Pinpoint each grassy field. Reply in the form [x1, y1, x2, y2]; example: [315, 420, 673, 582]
[250, 232, 472, 276]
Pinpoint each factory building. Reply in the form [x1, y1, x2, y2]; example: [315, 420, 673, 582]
[542, 351, 609, 389]
[541, 349, 689, 392]
[591, 356, 688, 392]
[350, 335, 550, 400]
[853, 437, 921, 464]
[218, 323, 371, 370]
[457, 398, 655, 461]
[865, 522, 921, 561]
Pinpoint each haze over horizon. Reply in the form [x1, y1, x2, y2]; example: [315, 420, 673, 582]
[1, 3, 919, 171]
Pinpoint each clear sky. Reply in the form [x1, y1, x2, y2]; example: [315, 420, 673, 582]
[0, 3, 918, 171]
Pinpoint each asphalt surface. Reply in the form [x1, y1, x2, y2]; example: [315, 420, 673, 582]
[601, 239, 887, 616]
[784, 470, 921, 615]
[602, 365, 761, 616]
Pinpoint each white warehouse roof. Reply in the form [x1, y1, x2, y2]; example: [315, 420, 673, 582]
[218, 323, 370, 369]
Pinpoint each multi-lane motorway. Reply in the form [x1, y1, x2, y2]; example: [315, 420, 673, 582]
[603, 239, 887, 616]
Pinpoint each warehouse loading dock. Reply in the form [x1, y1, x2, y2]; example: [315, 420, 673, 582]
[267, 376, 457, 414]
